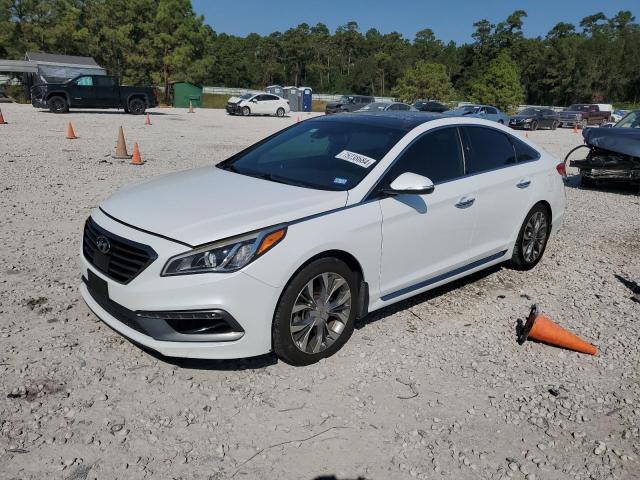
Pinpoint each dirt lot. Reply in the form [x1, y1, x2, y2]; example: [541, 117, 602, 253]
[1, 104, 639, 480]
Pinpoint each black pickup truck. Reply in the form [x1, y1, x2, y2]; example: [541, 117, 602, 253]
[31, 75, 157, 114]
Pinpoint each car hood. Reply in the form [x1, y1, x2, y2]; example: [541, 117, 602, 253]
[228, 96, 242, 104]
[100, 166, 349, 246]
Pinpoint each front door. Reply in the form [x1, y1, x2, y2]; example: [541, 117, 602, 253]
[377, 127, 478, 300]
[69, 76, 96, 107]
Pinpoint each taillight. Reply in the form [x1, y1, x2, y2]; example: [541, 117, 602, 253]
[556, 162, 567, 178]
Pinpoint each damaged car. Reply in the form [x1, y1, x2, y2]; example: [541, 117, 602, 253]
[565, 110, 640, 187]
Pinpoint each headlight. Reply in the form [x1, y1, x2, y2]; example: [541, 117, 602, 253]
[161, 226, 286, 276]
[523, 118, 532, 123]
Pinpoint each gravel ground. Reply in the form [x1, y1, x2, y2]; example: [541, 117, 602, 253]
[1, 104, 639, 480]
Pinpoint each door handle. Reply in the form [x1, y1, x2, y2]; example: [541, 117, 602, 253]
[516, 179, 531, 189]
[455, 196, 475, 209]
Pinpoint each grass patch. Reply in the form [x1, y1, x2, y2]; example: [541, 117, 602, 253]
[202, 93, 232, 109]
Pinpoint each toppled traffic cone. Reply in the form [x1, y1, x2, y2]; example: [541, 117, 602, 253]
[131, 143, 143, 165]
[0, 108, 7, 124]
[518, 305, 597, 355]
[66, 121, 77, 139]
[145, 113, 152, 125]
[188, 100, 195, 113]
[113, 126, 131, 159]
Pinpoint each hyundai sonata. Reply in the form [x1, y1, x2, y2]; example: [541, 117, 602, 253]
[80, 112, 566, 366]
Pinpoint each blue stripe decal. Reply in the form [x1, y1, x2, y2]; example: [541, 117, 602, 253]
[380, 250, 508, 301]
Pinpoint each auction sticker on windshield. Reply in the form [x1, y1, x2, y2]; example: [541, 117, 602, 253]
[335, 150, 377, 168]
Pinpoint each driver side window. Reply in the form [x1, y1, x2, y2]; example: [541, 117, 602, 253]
[385, 127, 464, 185]
[75, 76, 93, 86]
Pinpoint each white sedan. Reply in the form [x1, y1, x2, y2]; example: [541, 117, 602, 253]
[226, 92, 290, 117]
[80, 113, 566, 366]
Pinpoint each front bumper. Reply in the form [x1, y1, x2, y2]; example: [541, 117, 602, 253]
[31, 97, 47, 109]
[79, 209, 280, 359]
[226, 103, 241, 114]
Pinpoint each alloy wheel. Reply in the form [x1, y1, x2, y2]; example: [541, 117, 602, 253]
[522, 211, 548, 263]
[289, 272, 351, 354]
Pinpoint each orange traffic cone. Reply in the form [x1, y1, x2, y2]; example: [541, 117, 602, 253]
[66, 121, 77, 139]
[145, 113, 152, 125]
[113, 126, 131, 159]
[296, 115, 300, 123]
[131, 143, 143, 165]
[573, 123, 578, 134]
[188, 100, 195, 113]
[0, 108, 7, 124]
[518, 305, 597, 355]
[525, 131, 529, 138]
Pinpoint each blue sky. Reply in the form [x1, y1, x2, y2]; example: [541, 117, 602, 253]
[192, 0, 637, 43]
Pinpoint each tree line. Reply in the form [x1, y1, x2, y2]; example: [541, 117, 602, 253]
[1, 1, 639, 108]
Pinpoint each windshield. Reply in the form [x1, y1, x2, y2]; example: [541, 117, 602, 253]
[616, 111, 640, 128]
[217, 120, 406, 191]
[339, 95, 356, 104]
[567, 105, 587, 112]
[359, 103, 388, 111]
[519, 108, 540, 116]
[240, 93, 254, 100]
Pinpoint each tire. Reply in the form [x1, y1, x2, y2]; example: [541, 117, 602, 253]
[551, 120, 558, 130]
[530, 120, 538, 131]
[272, 258, 359, 366]
[498, 119, 504, 125]
[242, 106, 251, 116]
[128, 97, 146, 115]
[276, 107, 285, 118]
[48, 96, 68, 113]
[509, 204, 551, 271]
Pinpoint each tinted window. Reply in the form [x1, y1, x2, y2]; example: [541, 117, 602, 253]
[512, 137, 540, 162]
[95, 76, 115, 87]
[397, 103, 410, 111]
[219, 119, 405, 191]
[386, 127, 464, 184]
[264, 94, 279, 101]
[462, 126, 516, 174]
[486, 107, 497, 114]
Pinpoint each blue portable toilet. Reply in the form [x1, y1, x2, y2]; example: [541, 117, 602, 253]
[299, 86, 312, 112]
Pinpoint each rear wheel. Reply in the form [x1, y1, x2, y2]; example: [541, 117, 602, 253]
[551, 120, 559, 130]
[242, 106, 251, 116]
[272, 258, 359, 366]
[530, 120, 538, 131]
[509, 204, 550, 271]
[276, 107, 285, 117]
[128, 98, 146, 115]
[48, 96, 68, 113]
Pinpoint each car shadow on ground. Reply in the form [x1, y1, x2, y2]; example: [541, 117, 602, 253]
[564, 174, 640, 195]
[130, 264, 504, 371]
[39, 109, 175, 116]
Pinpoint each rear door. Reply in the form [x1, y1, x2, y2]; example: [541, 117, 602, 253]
[459, 126, 536, 258]
[93, 76, 119, 107]
[69, 76, 96, 107]
[378, 127, 478, 299]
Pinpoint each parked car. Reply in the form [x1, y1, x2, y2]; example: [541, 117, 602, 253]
[509, 108, 560, 130]
[31, 75, 157, 114]
[81, 112, 566, 366]
[413, 100, 448, 113]
[446, 104, 510, 124]
[558, 104, 612, 129]
[325, 95, 375, 114]
[566, 113, 640, 187]
[357, 102, 412, 112]
[226, 92, 290, 117]
[611, 109, 629, 123]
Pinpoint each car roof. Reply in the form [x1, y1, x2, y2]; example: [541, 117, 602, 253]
[311, 111, 445, 131]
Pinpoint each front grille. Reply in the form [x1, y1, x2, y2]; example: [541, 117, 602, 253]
[83, 217, 157, 284]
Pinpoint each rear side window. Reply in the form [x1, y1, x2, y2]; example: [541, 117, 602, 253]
[95, 76, 115, 87]
[387, 127, 464, 184]
[462, 126, 516, 174]
[486, 107, 497, 114]
[512, 137, 540, 162]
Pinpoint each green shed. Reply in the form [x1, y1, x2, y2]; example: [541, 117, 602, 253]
[171, 82, 203, 108]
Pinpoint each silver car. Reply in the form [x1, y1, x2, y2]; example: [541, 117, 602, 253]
[446, 104, 510, 124]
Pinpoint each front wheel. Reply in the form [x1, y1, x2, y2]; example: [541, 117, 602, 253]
[128, 98, 146, 115]
[509, 204, 550, 271]
[272, 258, 359, 366]
[551, 120, 559, 130]
[48, 96, 68, 113]
[242, 106, 251, 116]
[530, 120, 538, 131]
[276, 107, 285, 117]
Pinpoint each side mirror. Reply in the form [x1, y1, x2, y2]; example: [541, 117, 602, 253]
[383, 172, 435, 196]
[251, 99, 258, 103]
